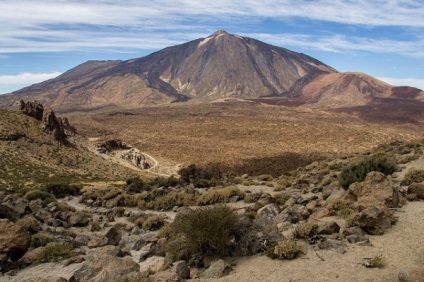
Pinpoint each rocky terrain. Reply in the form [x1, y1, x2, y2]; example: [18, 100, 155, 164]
[1, 138, 424, 281]
[1, 30, 423, 113]
[0, 101, 149, 192]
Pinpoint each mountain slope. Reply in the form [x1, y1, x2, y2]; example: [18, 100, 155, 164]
[0, 30, 336, 112]
[0, 30, 423, 112]
[0, 106, 138, 191]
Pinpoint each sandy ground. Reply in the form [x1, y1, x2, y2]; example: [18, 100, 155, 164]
[195, 156, 424, 282]
[193, 201, 424, 282]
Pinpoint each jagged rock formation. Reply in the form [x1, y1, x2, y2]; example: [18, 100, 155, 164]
[19, 100, 68, 142]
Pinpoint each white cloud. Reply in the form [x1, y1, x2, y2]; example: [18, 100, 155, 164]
[0, 72, 61, 94]
[378, 77, 424, 90]
[0, 0, 424, 56]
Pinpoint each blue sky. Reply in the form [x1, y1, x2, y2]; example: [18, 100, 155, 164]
[1, 0, 424, 94]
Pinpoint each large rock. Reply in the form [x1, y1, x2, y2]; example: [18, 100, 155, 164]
[200, 259, 232, 279]
[41, 108, 66, 142]
[256, 203, 281, 224]
[341, 172, 399, 212]
[357, 206, 391, 235]
[69, 246, 140, 282]
[68, 211, 91, 227]
[278, 205, 310, 223]
[398, 267, 424, 282]
[19, 100, 44, 120]
[0, 219, 31, 261]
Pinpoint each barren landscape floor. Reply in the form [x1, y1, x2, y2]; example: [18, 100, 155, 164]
[70, 103, 422, 176]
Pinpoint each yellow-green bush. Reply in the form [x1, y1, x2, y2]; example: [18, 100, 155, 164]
[404, 169, 424, 185]
[196, 186, 245, 205]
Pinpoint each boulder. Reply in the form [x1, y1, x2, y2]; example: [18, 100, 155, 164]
[69, 246, 140, 282]
[139, 256, 167, 273]
[256, 203, 280, 224]
[149, 260, 190, 282]
[279, 205, 310, 223]
[314, 221, 340, 235]
[0, 219, 31, 261]
[68, 211, 90, 227]
[341, 172, 399, 211]
[357, 206, 391, 235]
[398, 267, 424, 282]
[19, 247, 45, 264]
[200, 259, 232, 279]
[104, 224, 124, 246]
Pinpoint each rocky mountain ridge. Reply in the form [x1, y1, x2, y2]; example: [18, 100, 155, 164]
[2, 30, 422, 113]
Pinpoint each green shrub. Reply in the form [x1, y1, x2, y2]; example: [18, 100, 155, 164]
[404, 169, 424, 185]
[16, 215, 39, 233]
[32, 233, 54, 248]
[38, 243, 74, 263]
[274, 193, 291, 206]
[25, 190, 56, 204]
[148, 176, 181, 188]
[338, 156, 397, 187]
[56, 202, 76, 212]
[196, 186, 245, 205]
[365, 255, 385, 268]
[166, 205, 239, 263]
[43, 182, 81, 198]
[178, 164, 220, 188]
[126, 176, 145, 193]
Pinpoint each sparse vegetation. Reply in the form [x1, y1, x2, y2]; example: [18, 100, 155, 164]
[37, 243, 74, 263]
[338, 156, 397, 187]
[364, 255, 385, 268]
[403, 169, 424, 185]
[32, 233, 54, 248]
[24, 190, 56, 205]
[43, 182, 81, 198]
[165, 205, 240, 264]
[268, 240, 302, 260]
[196, 185, 245, 205]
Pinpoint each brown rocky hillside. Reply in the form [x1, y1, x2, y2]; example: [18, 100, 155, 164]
[0, 103, 140, 191]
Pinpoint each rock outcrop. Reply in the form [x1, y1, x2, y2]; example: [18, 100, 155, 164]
[0, 219, 31, 262]
[19, 100, 69, 143]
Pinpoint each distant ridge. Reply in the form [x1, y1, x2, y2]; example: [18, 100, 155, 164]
[0, 30, 423, 112]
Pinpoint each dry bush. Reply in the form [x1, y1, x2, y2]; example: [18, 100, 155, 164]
[196, 185, 245, 205]
[143, 191, 196, 211]
[268, 240, 301, 260]
[165, 205, 239, 264]
[404, 169, 424, 185]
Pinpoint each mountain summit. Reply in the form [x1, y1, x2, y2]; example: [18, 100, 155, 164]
[0, 30, 422, 112]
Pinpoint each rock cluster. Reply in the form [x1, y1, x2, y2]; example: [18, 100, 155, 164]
[18, 100, 71, 142]
[96, 139, 149, 169]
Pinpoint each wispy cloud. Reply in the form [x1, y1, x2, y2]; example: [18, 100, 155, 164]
[0, 72, 61, 94]
[1, 0, 424, 57]
[250, 33, 424, 57]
